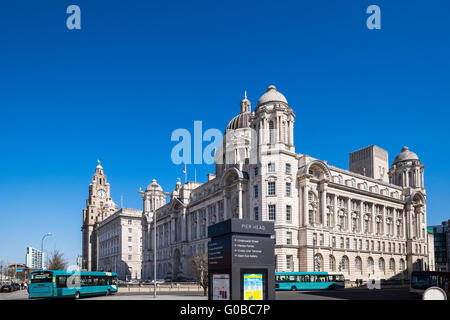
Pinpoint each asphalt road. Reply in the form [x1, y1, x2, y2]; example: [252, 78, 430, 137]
[0, 287, 419, 300]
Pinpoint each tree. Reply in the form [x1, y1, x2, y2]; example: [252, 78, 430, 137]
[187, 253, 208, 296]
[47, 250, 68, 270]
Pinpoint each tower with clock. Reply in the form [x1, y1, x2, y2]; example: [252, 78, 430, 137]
[81, 160, 118, 271]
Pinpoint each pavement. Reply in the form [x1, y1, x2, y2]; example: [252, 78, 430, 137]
[0, 286, 419, 300]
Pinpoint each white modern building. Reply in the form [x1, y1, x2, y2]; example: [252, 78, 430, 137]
[26, 246, 43, 270]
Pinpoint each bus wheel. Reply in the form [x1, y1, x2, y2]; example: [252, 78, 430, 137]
[291, 286, 297, 291]
[74, 292, 80, 299]
[328, 284, 335, 290]
[106, 289, 111, 296]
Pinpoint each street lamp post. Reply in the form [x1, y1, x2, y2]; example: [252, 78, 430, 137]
[41, 233, 52, 269]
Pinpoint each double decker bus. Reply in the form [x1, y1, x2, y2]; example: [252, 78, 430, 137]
[275, 272, 345, 291]
[410, 271, 450, 297]
[28, 270, 118, 299]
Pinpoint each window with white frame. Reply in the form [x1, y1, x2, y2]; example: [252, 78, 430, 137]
[268, 205, 276, 220]
[268, 182, 276, 195]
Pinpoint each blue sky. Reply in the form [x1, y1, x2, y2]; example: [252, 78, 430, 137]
[0, 0, 449, 266]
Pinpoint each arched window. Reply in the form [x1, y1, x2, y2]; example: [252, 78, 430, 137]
[379, 258, 385, 274]
[340, 256, 349, 274]
[399, 259, 405, 271]
[355, 256, 362, 274]
[329, 255, 336, 272]
[389, 258, 395, 273]
[314, 254, 323, 272]
[367, 257, 374, 274]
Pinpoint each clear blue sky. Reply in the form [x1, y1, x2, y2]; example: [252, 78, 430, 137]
[1, 0, 449, 266]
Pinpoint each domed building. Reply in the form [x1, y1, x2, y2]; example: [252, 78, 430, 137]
[83, 85, 434, 284]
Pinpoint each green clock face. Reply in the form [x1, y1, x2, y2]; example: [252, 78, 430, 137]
[97, 189, 106, 199]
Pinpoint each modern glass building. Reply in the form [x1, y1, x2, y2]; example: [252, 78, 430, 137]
[430, 220, 449, 271]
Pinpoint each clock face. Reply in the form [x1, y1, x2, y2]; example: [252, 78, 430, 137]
[97, 189, 106, 199]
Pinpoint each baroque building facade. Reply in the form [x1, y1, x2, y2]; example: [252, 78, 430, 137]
[82, 85, 435, 283]
[140, 85, 434, 282]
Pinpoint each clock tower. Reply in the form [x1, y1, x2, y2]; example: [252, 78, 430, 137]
[81, 160, 118, 271]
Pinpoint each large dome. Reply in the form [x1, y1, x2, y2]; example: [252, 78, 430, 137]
[256, 85, 288, 107]
[146, 179, 163, 192]
[226, 112, 251, 131]
[393, 146, 419, 164]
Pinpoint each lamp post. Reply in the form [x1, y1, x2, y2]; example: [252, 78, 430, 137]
[41, 233, 52, 269]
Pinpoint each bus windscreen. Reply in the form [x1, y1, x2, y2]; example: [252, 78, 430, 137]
[30, 271, 53, 283]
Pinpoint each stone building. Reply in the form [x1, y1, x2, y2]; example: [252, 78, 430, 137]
[81, 161, 119, 271]
[96, 208, 143, 280]
[140, 85, 434, 282]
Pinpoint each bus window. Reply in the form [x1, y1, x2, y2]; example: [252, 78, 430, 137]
[56, 276, 68, 288]
[310, 275, 317, 282]
[317, 275, 327, 282]
[304, 275, 310, 282]
[30, 271, 53, 283]
[288, 275, 297, 282]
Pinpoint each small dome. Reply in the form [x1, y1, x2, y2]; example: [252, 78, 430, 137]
[226, 112, 251, 131]
[256, 85, 288, 107]
[393, 146, 419, 164]
[146, 179, 163, 192]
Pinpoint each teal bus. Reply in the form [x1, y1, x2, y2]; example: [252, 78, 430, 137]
[275, 272, 345, 291]
[28, 270, 118, 299]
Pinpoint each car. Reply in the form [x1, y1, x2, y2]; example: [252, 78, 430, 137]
[11, 283, 21, 291]
[1, 285, 13, 293]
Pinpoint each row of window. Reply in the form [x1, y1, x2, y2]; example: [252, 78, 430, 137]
[256, 163, 292, 176]
[254, 205, 292, 222]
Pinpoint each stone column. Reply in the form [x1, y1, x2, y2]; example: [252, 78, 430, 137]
[181, 208, 186, 242]
[382, 206, 386, 236]
[238, 184, 243, 219]
[224, 194, 228, 220]
[196, 211, 200, 240]
[289, 120, 294, 146]
[303, 185, 309, 226]
[170, 217, 175, 244]
[333, 195, 338, 231]
[320, 183, 327, 226]
[346, 198, 351, 231]
[359, 201, 364, 233]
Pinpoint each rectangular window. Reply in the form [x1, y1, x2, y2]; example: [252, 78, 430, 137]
[353, 239, 357, 249]
[254, 167, 258, 176]
[128, 246, 132, 252]
[285, 163, 291, 174]
[254, 185, 259, 198]
[286, 255, 293, 270]
[268, 182, 276, 195]
[268, 205, 276, 220]
[340, 237, 344, 249]
[286, 183, 291, 196]
[366, 240, 369, 250]
[332, 236, 336, 248]
[320, 233, 324, 246]
[128, 236, 132, 242]
[286, 205, 292, 222]
[128, 228, 132, 233]
[313, 233, 317, 246]
[254, 207, 259, 221]
[346, 238, 350, 249]
[128, 255, 132, 261]
[286, 232, 292, 245]
[268, 163, 275, 173]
